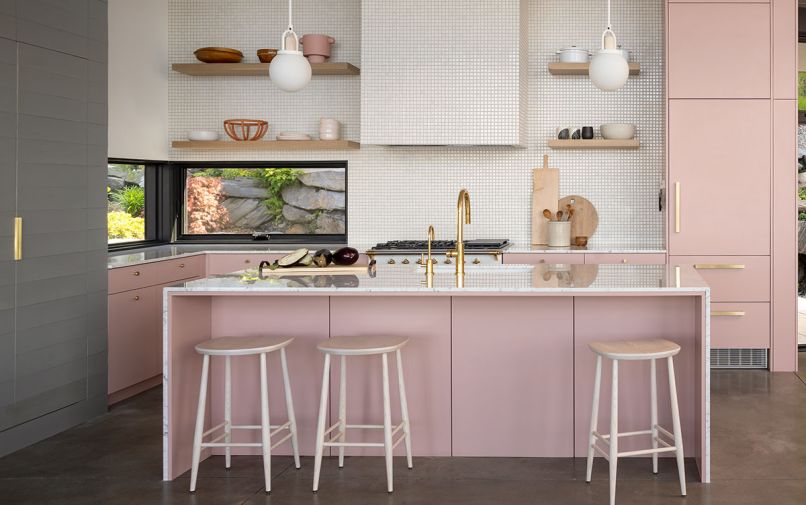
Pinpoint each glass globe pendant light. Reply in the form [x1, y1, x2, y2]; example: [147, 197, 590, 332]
[589, 0, 629, 92]
[269, 0, 311, 92]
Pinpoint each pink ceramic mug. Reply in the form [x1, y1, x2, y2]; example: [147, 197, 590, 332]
[300, 34, 335, 63]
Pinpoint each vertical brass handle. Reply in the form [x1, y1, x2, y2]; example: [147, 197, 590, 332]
[674, 182, 680, 233]
[13, 217, 22, 261]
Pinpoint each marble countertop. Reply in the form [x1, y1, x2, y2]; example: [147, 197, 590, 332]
[164, 263, 709, 295]
[110, 244, 667, 268]
[107, 243, 346, 269]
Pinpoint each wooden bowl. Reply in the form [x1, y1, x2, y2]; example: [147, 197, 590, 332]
[257, 49, 278, 63]
[194, 47, 243, 63]
[223, 119, 269, 141]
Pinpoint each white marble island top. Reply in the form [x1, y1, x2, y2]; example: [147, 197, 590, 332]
[164, 263, 709, 295]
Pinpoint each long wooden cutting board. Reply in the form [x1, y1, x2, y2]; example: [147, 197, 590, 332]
[531, 155, 559, 245]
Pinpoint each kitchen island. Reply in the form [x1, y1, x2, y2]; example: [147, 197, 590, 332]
[163, 263, 710, 482]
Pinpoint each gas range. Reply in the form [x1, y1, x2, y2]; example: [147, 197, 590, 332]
[366, 239, 510, 266]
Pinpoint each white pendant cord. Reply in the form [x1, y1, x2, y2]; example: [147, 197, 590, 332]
[607, 0, 612, 31]
[287, 0, 293, 32]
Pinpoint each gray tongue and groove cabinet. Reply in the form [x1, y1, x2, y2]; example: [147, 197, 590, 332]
[0, 0, 108, 456]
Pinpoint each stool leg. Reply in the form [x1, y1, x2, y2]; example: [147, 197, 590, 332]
[382, 352, 394, 493]
[667, 356, 687, 496]
[224, 355, 232, 470]
[280, 348, 301, 470]
[396, 349, 413, 469]
[609, 359, 619, 505]
[650, 358, 658, 474]
[313, 353, 331, 493]
[337, 355, 347, 468]
[586, 355, 602, 483]
[190, 354, 210, 492]
[259, 352, 272, 493]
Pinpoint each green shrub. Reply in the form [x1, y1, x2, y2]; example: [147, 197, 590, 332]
[111, 186, 145, 217]
[108, 211, 144, 239]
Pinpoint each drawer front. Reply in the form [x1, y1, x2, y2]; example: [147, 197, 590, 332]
[154, 254, 206, 283]
[710, 302, 770, 349]
[206, 253, 285, 275]
[584, 254, 666, 265]
[503, 253, 585, 265]
[670, 256, 770, 302]
[108, 264, 156, 294]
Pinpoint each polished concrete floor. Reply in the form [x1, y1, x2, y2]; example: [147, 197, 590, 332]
[1, 353, 805, 504]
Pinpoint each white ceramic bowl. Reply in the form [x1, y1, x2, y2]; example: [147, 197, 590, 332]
[188, 130, 219, 141]
[600, 123, 636, 140]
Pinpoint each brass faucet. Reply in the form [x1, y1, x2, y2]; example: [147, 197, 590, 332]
[425, 225, 435, 277]
[447, 189, 471, 276]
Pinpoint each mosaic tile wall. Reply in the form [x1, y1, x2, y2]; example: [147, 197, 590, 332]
[168, 0, 665, 250]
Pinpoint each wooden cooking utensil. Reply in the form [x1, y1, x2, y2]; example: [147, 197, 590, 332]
[556, 210, 563, 221]
[532, 155, 560, 245]
[558, 195, 598, 241]
[543, 209, 554, 221]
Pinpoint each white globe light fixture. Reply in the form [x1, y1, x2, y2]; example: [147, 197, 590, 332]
[269, 0, 311, 92]
[589, 0, 629, 92]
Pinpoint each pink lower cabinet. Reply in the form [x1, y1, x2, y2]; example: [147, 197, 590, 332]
[451, 297, 574, 456]
[328, 296, 453, 456]
[154, 255, 205, 283]
[711, 303, 770, 349]
[584, 254, 666, 264]
[573, 297, 699, 458]
[108, 287, 159, 394]
[503, 253, 585, 265]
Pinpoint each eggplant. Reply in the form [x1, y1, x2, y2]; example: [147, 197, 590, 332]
[333, 246, 359, 266]
[278, 248, 309, 267]
[312, 249, 333, 268]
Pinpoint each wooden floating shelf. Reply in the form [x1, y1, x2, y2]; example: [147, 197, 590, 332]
[548, 62, 640, 76]
[548, 139, 639, 150]
[171, 62, 360, 76]
[172, 140, 360, 150]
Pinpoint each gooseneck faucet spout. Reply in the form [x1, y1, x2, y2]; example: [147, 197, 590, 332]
[447, 189, 471, 277]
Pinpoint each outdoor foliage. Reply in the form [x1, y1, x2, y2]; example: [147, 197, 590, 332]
[108, 211, 145, 239]
[111, 185, 145, 217]
[186, 176, 230, 233]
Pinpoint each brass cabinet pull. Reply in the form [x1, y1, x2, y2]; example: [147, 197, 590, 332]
[674, 181, 680, 233]
[179, 263, 185, 268]
[712, 311, 745, 317]
[133, 295, 140, 301]
[133, 271, 141, 276]
[244, 259, 251, 264]
[621, 259, 628, 264]
[694, 264, 745, 270]
[13, 217, 21, 261]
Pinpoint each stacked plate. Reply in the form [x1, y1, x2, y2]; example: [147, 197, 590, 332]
[276, 132, 312, 141]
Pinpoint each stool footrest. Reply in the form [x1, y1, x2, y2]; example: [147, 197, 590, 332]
[202, 442, 262, 448]
[617, 446, 678, 458]
[324, 441, 385, 448]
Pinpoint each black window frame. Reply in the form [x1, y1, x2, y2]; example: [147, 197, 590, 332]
[107, 158, 165, 252]
[172, 160, 348, 245]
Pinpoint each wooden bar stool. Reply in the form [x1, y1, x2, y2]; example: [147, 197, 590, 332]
[312, 335, 413, 493]
[189, 336, 301, 493]
[585, 339, 686, 505]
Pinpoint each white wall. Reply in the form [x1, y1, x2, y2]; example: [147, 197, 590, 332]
[108, 0, 169, 160]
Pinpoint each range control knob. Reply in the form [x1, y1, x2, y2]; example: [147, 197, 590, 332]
[444, 258, 452, 264]
[387, 259, 396, 265]
[402, 258, 410, 265]
[472, 258, 481, 264]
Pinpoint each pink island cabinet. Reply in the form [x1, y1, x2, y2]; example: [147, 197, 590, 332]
[667, 0, 798, 371]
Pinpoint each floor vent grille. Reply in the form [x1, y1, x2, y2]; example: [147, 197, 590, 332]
[710, 348, 768, 369]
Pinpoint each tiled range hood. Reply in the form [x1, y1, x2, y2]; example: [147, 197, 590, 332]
[360, 0, 527, 146]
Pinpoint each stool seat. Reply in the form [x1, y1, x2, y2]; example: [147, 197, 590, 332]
[317, 335, 409, 356]
[195, 335, 294, 356]
[588, 338, 680, 361]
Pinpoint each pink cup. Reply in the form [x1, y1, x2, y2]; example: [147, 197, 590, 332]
[300, 34, 335, 63]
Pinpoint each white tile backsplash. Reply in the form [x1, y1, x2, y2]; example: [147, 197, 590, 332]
[168, 0, 665, 251]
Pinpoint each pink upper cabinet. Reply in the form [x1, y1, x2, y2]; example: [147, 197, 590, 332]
[772, 0, 797, 100]
[668, 99, 771, 256]
[668, 3, 770, 99]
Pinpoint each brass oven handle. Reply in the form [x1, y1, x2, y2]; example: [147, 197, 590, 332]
[674, 181, 680, 233]
[712, 311, 745, 317]
[13, 217, 21, 261]
[694, 264, 745, 270]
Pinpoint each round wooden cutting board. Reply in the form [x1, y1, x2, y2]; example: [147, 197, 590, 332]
[558, 195, 598, 241]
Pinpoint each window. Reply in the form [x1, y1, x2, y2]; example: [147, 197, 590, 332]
[107, 160, 158, 248]
[177, 163, 346, 242]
